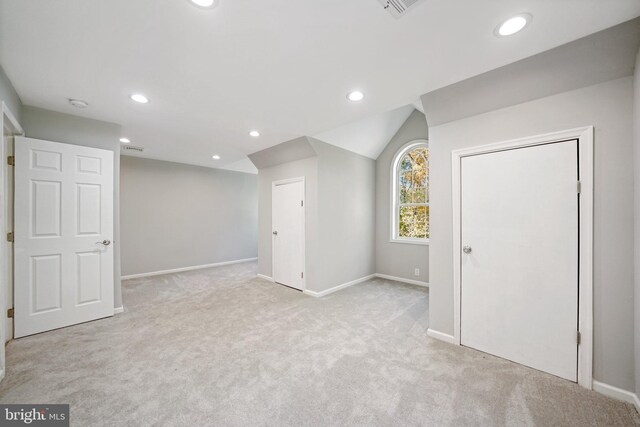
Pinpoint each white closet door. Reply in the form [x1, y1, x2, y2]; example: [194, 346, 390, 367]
[14, 137, 114, 338]
[272, 179, 305, 290]
[461, 141, 578, 381]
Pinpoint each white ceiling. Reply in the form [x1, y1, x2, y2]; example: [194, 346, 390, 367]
[314, 104, 415, 159]
[1, 0, 639, 171]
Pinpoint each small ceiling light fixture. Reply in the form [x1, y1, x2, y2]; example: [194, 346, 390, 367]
[68, 98, 89, 109]
[120, 137, 131, 144]
[495, 13, 532, 37]
[189, 0, 218, 8]
[347, 90, 365, 102]
[130, 93, 150, 104]
[212, 155, 221, 160]
[249, 130, 261, 137]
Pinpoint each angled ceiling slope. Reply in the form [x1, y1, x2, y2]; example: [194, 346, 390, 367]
[421, 17, 640, 126]
[313, 104, 416, 159]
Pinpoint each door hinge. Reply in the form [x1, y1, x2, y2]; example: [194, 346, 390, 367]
[301, 200, 304, 207]
[7, 156, 14, 166]
[301, 272, 304, 279]
[577, 181, 581, 194]
[576, 331, 581, 345]
[7, 308, 14, 318]
[6, 232, 13, 242]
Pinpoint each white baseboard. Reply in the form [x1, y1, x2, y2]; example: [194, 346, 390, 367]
[427, 328, 456, 344]
[375, 273, 429, 287]
[593, 381, 640, 412]
[257, 274, 274, 282]
[304, 274, 376, 298]
[121, 257, 258, 280]
[114, 306, 124, 314]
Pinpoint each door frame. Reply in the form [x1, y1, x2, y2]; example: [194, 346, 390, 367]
[451, 126, 594, 389]
[0, 102, 24, 381]
[271, 176, 306, 291]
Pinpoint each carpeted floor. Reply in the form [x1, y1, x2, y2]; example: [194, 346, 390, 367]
[0, 261, 637, 426]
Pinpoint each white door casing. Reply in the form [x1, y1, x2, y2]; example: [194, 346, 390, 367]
[272, 177, 305, 291]
[461, 140, 578, 381]
[451, 126, 594, 388]
[0, 102, 23, 382]
[14, 137, 114, 338]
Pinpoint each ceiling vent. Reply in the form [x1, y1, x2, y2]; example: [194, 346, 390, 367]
[122, 145, 144, 153]
[377, 0, 424, 18]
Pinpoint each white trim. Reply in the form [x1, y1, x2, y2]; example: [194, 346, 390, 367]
[593, 381, 640, 412]
[257, 274, 274, 282]
[121, 257, 257, 280]
[271, 176, 306, 292]
[375, 273, 429, 287]
[2, 102, 24, 136]
[389, 238, 430, 246]
[390, 139, 430, 244]
[451, 126, 594, 389]
[304, 274, 376, 298]
[427, 328, 456, 344]
[114, 306, 124, 314]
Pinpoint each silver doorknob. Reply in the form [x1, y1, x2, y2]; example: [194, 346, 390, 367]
[272, 231, 278, 236]
[97, 240, 111, 246]
[463, 246, 472, 254]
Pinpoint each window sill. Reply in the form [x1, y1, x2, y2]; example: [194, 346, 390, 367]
[389, 238, 430, 246]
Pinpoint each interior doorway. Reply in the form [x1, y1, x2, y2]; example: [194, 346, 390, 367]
[451, 127, 594, 388]
[272, 177, 305, 291]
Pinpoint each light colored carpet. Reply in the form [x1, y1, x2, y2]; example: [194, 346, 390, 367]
[0, 261, 638, 426]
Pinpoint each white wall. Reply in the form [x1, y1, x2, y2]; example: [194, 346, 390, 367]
[429, 77, 635, 392]
[120, 156, 258, 277]
[375, 110, 429, 283]
[634, 47, 640, 397]
[21, 106, 124, 308]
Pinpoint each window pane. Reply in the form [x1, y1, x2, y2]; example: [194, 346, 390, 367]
[400, 171, 412, 189]
[413, 188, 426, 203]
[400, 156, 412, 171]
[399, 206, 413, 238]
[415, 206, 427, 238]
[400, 187, 409, 204]
[399, 205, 429, 239]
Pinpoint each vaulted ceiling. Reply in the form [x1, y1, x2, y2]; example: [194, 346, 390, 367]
[1, 0, 639, 171]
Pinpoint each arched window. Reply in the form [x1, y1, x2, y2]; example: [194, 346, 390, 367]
[391, 141, 429, 243]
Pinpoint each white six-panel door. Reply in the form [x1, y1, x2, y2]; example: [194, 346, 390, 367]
[461, 141, 579, 381]
[14, 137, 114, 338]
[272, 178, 305, 291]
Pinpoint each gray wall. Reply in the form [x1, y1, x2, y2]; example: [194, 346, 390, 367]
[634, 48, 640, 396]
[21, 106, 124, 309]
[311, 138, 376, 292]
[375, 110, 429, 283]
[429, 77, 635, 392]
[254, 137, 376, 293]
[120, 156, 258, 276]
[0, 66, 22, 123]
[256, 156, 319, 287]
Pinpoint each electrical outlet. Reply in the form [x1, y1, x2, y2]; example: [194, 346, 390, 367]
[414, 268, 420, 276]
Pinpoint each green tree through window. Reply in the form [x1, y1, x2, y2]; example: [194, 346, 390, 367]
[397, 145, 429, 240]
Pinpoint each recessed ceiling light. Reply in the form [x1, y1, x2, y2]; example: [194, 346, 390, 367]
[347, 90, 365, 102]
[120, 138, 131, 144]
[495, 13, 531, 37]
[130, 93, 149, 104]
[249, 130, 261, 137]
[189, 0, 218, 8]
[68, 99, 88, 109]
[212, 155, 221, 160]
